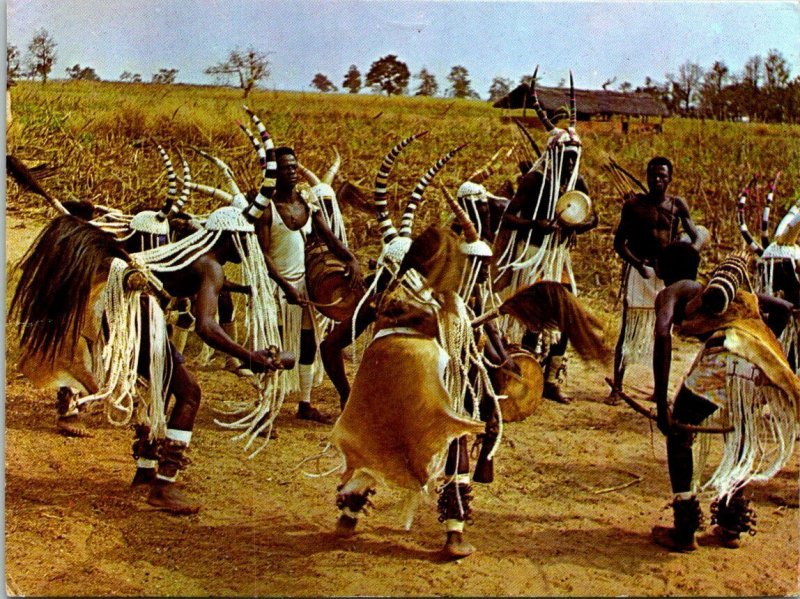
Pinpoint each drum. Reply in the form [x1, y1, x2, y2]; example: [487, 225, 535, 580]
[496, 348, 544, 422]
[556, 190, 592, 227]
[305, 244, 365, 321]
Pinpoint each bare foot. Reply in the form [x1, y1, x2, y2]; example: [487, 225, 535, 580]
[297, 402, 332, 424]
[335, 514, 358, 538]
[651, 525, 698, 552]
[56, 415, 93, 438]
[147, 482, 201, 515]
[130, 467, 156, 487]
[441, 532, 475, 560]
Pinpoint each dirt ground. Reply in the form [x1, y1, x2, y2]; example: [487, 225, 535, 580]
[5, 216, 799, 597]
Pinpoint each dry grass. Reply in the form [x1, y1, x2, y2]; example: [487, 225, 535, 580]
[7, 80, 800, 312]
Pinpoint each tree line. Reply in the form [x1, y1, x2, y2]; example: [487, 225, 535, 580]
[8, 28, 798, 122]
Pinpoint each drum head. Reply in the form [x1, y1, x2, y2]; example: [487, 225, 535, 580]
[556, 190, 592, 226]
[497, 350, 544, 422]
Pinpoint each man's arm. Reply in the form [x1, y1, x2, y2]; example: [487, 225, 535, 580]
[757, 292, 793, 337]
[675, 197, 705, 251]
[614, 201, 654, 278]
[653, 288, 678, 434]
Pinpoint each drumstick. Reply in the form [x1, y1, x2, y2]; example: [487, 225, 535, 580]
[302, 297, 344, 309]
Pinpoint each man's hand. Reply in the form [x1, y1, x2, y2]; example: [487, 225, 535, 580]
[637, 263, 656, 280]
[248, 348, 296, 373]
[345, 258, 363, 289]
[283, 286, 304, 306]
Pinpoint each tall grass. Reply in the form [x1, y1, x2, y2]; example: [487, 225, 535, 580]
[7, 80, 800, 308]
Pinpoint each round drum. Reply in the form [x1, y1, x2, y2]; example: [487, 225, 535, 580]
[305, 244, 365, 321]
[497, 349, 544, 422]
[556, 190, 592, 227]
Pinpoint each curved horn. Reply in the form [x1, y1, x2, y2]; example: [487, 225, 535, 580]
[513, 119, 542, 158]
[736, 175, 763, 255]
[569, 71, 577, 129]
[190, 146, 242, 197]
[185, 181, 234, 203]
[297, 161, 321, 186]
[237, 120, 267, 178]
[441, 185, 480, 243]
[775, 198, 800, 239]
[156, 144, 177, 219]
[468, 147, 504, 184]
[244, 124, 277, 222]
[775, 211, 800, 246]
[243, 105, 272, 154]
[399, 143, 466, 237]
[531, 65, 555, 132]
[322, 147, 341, 185]
[171, 150, 192, 215]
[374, 131, 429, 245]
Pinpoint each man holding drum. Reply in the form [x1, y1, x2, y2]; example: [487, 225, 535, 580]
[256, 147, 361, 423]
[610, 156, 706, 404]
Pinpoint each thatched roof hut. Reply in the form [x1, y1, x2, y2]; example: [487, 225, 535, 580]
[493, 84, 668, 119]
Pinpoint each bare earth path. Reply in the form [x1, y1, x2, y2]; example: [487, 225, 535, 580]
[5, 217, 799, 596]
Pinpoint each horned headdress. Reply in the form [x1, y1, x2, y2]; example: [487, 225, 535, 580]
[297, 147, 348, 245]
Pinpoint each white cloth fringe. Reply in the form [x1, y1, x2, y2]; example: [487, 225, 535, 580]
[690, 353, 798, 501]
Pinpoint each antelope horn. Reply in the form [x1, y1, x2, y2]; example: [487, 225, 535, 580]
[569, 71, 577, 128]
[399, 143, 466, 237]
[244, 123, 277, 223]
[531, 65, 555, 132]
[237, 120, 267, 178]
[441, 184, 480, 243]
[374, 131, 428, 245]
[185, 181, 234, 203]
[468, 147, 504, 184]
[156, 144, 177, 219]
[322, 147, 341, 185]
[297, 161, 321, 186]
[171, 150, 192, 215]
[736, 175, 763, 255]
[775, 197, 800, 240]
[190, 146, 242, 198]
[513, 119, 542, 158]
[243, 105, 271, 154]
[763, 171, 780, 243]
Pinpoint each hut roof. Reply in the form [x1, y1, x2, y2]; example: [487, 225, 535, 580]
[493, 84, 668, 117]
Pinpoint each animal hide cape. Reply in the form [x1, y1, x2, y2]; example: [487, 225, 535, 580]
[332, 334, 484, 491]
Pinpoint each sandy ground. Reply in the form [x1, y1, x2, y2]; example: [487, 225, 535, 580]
[5, 216, 799, 597]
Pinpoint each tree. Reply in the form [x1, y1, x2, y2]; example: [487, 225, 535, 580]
[764, 49, 790, 90]
[65, 64, 100, 81]
[365, 54, 410, 96]
[447, 65, 479, 99]
[618, 81, 632, 93]
[488, 76, 512, 102]
[342, 65, 361, 94]
[666, 61, 703, 114]
[152, 68, 179, 84]
[25, 28, 57, 84]
[120, 71, 142, 83]
[7, 44, 21, 83]
[204, 47, 270, 98]
[311, 73, 337, 92]
[698, 61, 729, 119]
[414, 68, 438, 96]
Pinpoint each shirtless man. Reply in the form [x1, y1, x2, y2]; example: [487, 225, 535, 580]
[256, 147, 361, 423]
[610, 156, 706, 403]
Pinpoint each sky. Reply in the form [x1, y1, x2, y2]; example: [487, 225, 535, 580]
[5, 0, 800, 96]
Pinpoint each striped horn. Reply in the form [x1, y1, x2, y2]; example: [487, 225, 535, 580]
[441, 185, 480, 243]
[374, 131, 428, 245]
[775, 198, 800, 239]
[171, 150, 192, 215]
[761, 171, 781, 245]
[244, 124, 277, 222]
[297, 161, 321, 186]
[736, 176, 763, 256]
[468, 147, 504, 184]
[531, 66, 555, 132]
[185, 181, 234, 204]
[243, 105, 271, 154]
[156, 144, 177, 219]
[569, 71, 577, 128]
[190, 146, 242, 197]
[775, 211, 800, 246]
[322, 147, 341, 185]
[399, 143, 466, 237]
[237, 120, 267, 178]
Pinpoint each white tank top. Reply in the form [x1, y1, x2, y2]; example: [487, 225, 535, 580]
[268, 200, 312, 282]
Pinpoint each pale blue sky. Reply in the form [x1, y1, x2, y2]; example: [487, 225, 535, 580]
[6, 1, 799, 96]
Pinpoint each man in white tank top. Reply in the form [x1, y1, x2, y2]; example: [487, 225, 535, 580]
[256, 147, 361, 423]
